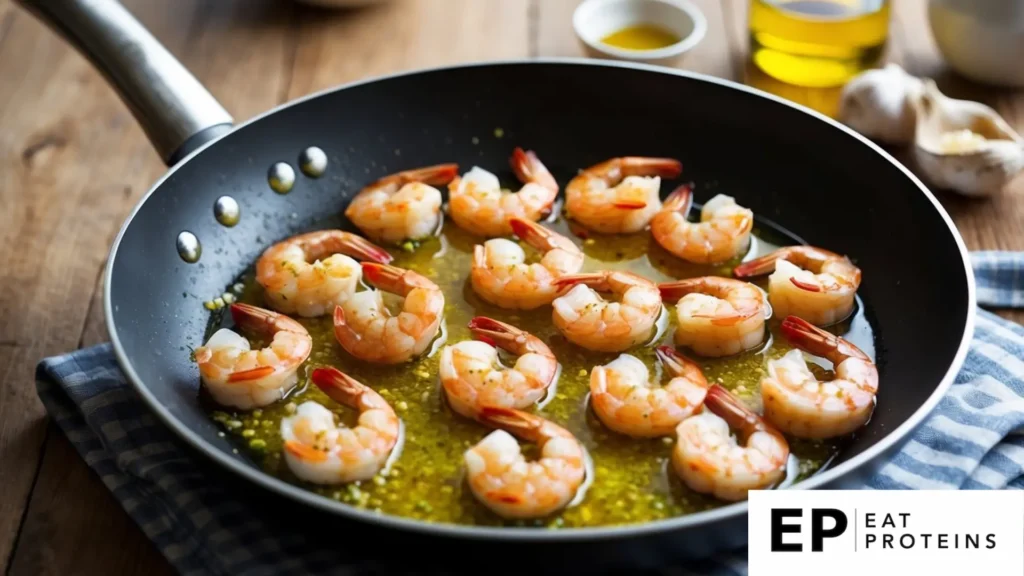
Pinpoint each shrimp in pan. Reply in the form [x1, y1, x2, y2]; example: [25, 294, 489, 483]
[448, 148, 560, 237]
[256, 229, 393, 317]
[565, 156, 682, 234]
[672, 384, 789, 502]
[470, 217, 584, 310]
[281, 367, 401, 484]
[464, 407, 587, 519]
[590, 346, 709, 438]
[344, 163, 458, 245]
[761, 315, 878, 439]
[440, 317, 558, 419]
[650, 185, 754, 264]
[551, 270, 663, 352]
[659, 276, 768, 357]
[733, 245, 861, 326]
[194, 303, 312, 410]
[333, 263, 444, 364]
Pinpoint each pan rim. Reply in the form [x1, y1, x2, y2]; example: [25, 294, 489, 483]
[103, 57, 976, 542]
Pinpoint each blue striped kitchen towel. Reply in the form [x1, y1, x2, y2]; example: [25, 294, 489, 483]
[35, 252, 1024, 576]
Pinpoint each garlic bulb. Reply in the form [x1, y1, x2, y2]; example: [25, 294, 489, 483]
[912, 80, 1024, 198]
[838, 63, 923, 145]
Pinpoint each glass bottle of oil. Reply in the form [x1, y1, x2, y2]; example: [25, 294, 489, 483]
[748, 0, 890, 88]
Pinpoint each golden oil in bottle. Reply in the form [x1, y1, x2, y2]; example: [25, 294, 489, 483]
[748, 0, 890, 87]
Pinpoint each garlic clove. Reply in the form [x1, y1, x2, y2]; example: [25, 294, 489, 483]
[912, 80, 1024, 197]
[838, 63, 923, 145]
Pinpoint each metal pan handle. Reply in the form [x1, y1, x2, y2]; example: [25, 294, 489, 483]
[15, 0, 234, 165]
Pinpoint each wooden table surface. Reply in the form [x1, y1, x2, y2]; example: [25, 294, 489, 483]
[1, 0, 1022, 573]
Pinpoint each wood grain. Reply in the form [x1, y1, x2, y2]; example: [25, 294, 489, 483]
[2, 0, 294, 573]
[1, 0, 1022, 573]
[0, 0, 165, 567]
[285, 0, 531, 100]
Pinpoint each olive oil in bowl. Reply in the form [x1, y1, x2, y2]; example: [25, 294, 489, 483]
[749, 0, 890, 87]
[601, 24, 681, 51]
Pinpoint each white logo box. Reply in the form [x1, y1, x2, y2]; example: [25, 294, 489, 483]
[748, 490, 1024, 576]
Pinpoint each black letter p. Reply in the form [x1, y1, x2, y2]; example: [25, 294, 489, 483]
[811, 509, 848, 552]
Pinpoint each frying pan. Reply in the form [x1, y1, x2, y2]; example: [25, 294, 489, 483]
[18, 0, 975, 570]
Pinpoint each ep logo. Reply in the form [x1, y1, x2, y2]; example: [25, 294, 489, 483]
[770, 508, 847, 552]
[748, 490, 1024, 576]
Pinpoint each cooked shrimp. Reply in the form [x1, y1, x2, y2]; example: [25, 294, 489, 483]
[464, 407, 587, 519]
[565, 156, 682, 234]
[733, 245, 861, 326]
[281, 367, 400, 484]
[590, 346, 709, 438]
[651, 185, 753, 264]
[255, 230, 393, 317]
[440, 317, 558, 419]
[551, 271, 662, 352]
[659, 277, 768, 357]
[448, 148, 559, 237]
[672, 384, 789, 501]
[333, 263, 444, 364]
[761, 315, 878, 439]
[344, 163, 458, 245]
[471, 217, 584, 309]
[194, 303, 312, 410]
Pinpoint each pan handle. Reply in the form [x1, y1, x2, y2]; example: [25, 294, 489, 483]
[15, 0, 234, 165]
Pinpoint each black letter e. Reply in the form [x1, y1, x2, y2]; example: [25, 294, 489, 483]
[771, 509, 802, 552]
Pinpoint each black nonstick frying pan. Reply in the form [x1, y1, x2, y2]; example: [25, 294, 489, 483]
[19, 0, 975, 571]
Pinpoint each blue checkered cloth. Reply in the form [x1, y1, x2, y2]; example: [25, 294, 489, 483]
[35, 252, 1024, 576]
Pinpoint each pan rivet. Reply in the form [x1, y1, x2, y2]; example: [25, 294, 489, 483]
[268, 162, 296, 194]
[214, 196, 241, 227]
[299, 146, 328, 178]
[176, 231, 201, 263]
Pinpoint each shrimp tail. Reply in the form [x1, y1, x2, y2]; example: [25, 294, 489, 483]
[732, 250, 787, 278]
[552, 273, 593, 291]
[658, 278, 698, 303]
[340, 233, 394, 264]
[655, 346, 705, 382]
[478, 406, 542, 441]
[509, 147, 559, 192]
[228, 365, 275, 382]
[311, 366, 366, 408]
[704, 384, 776, 441]
[620, 157, 683, 179]
[552, 272, 607, 292]
[780, 315, 869, 363]
[230, 303, 306, 336]
[790, 278, 821, 292]
[509, 217, 556, 251]
[333, 304, 360, 347]
[398, 163, 460, 186]
[230, 302, 271, 331]
[468, 316, 525, 350]
[660, 184, 694, 215]
[361, 263, 431, 295]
